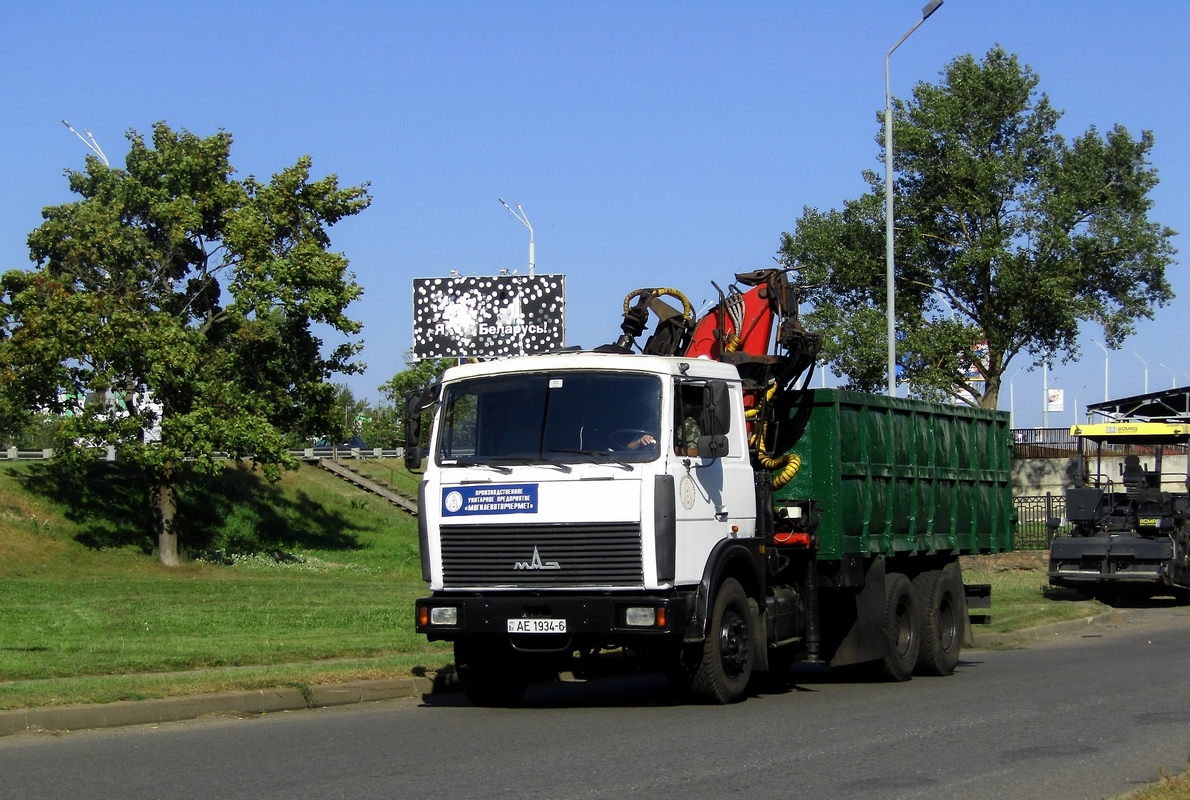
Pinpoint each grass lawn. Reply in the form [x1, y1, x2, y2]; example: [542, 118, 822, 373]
[0, 459, 450, 709]
[0, 459, 1110, 710]
[961, 551, 1109, 636]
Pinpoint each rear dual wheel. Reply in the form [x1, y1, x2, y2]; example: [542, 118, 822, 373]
[912, 568, 963, 676]
[880, 572, 920, 682]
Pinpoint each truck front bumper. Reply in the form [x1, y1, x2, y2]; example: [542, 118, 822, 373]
[415, 592, 694, 645]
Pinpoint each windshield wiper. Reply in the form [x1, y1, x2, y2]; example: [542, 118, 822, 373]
[547, 449, 634, 470]
[489, 456, 573, 473]
[448, 457, 512, 474]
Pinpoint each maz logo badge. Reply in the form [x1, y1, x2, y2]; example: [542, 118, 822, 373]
[514, 546, 560, 570]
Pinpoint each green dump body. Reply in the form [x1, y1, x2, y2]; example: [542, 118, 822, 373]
[775, 389, 1015, 561]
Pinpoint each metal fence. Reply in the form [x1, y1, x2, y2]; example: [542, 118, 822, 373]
[1011, 427, 1188, 458]
[1013, 493, 1070, 550]
[1011, 428, 1079, 459]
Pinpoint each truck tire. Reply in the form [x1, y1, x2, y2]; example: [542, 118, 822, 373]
[688, 577, 754, 703]
[912, 569, 962, 676]
[881, 572, 919, 682]
[454, 639, 529, 707]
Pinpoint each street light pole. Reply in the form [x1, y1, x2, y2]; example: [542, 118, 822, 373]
[1133, 351, 1149, 394]
[1008, 368, 1023, 427]
[61, 120, 109, 167]
[885, 0, 944, 396]
[1160, 363, 1176, 389]
[1043, 360, 1049, 429]
[498, 199, 535, 277]
[1090, 339, 1109, 401]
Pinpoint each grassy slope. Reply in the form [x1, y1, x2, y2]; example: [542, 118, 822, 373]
[0, 460, 1107, 709]
[0, 460, 450, 709]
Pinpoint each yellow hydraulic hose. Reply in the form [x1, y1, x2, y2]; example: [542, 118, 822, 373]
[622, 287, 694, 321]
[749, 405, 803, 489]
[764, 451, 802, 490]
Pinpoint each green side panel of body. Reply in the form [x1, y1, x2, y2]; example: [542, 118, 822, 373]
[772, 389, 1015, 561]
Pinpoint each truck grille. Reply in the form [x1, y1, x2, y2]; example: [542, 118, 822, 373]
[440, 522, 643, 588]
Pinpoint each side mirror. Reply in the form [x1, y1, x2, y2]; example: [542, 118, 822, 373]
[403, 383, 439, 473]
[703, 381, 731, 436]
[696, 434, 729, 459]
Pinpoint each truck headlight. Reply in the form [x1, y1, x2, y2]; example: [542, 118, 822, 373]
[623, 606, 667, 627]
[417, 604, 462, 627]
[430, 606, 459, 626]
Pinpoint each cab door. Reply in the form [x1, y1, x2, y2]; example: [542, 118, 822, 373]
[667, 379, 755, 584]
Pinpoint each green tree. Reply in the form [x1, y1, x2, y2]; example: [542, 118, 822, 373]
[0, 122, 370, 566]
[328, 383, 371, 444]
[359, 403, 400, 450]
[780, 46, 1176, 407]
[376, 352, 455, 445]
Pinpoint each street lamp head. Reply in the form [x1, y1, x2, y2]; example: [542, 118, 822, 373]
[922, 0, 943, 19]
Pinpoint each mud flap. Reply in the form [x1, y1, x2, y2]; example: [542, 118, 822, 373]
[827, 557, 888, 668]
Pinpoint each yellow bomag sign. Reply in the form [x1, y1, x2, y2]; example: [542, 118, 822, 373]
[1070, 422, 1190, 444]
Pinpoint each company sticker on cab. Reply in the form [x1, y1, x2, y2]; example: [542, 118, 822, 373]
[442, 484, 539, 516]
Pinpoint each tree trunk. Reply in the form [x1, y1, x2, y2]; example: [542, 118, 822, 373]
[152, 469, 180, 568]
[981, 376, 1001, 410]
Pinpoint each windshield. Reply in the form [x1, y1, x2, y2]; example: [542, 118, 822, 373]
[436, 371, 662, 465]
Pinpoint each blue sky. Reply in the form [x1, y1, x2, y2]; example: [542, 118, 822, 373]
[2, 1, 1187, 429]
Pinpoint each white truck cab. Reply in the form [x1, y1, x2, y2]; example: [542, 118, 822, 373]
[419, 352, 755, 593]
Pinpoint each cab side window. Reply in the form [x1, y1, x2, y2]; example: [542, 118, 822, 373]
[673, 383, 707, 456]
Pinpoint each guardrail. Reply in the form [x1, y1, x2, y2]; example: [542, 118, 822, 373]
[298, 447, 404, 461]
[0, 446, 406, 462]
[0, 447, 61, 461]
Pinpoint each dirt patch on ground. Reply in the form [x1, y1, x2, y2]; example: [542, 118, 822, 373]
[961, 550, 1047, 571]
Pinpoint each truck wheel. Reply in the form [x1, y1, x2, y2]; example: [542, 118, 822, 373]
[912, 569, 962, 676]
[454, 639, 529, 707]
[881, 572, 919, 682]
[689, 577, 754, 703]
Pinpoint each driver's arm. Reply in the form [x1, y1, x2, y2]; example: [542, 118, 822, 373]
[626, 433, 656, 449]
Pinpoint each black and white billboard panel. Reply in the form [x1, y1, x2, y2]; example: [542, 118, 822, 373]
[412, 274, 566, 359]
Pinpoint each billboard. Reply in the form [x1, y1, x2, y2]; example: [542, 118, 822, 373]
[963, 340, 989, 383]
[412, 274, 566, 359]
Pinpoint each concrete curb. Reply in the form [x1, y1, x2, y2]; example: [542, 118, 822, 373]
[969, 609, 1127, 649]
[0, 611, 1129, 738]
[0, 676, 435, 738]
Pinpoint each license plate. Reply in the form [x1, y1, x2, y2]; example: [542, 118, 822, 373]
[507, 618, 567, 634]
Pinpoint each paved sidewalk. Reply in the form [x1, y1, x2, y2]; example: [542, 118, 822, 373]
[0, 609, 1133, 738]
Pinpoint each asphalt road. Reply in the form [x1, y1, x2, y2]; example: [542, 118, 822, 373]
[3, 608, 1189, 800]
